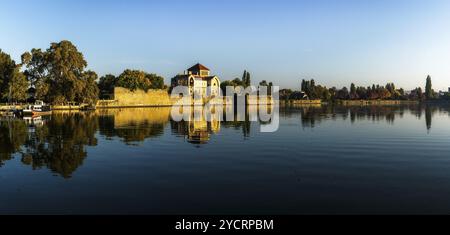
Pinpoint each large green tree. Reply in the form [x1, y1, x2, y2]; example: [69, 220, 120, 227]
[117, 69, 151, 92]
[81, 70, 100, 105]
[145, 73, 165, 89]
[47, 40, 88, 103]
[220, 78, 244, 95]
[21, 48, 50, 101]
[0, 49, 28, 102]
[21, 49, 49, 88]
[98, 74, 117, 98]
[0, 49, 16, 99]
[100, 71, 165, 96]
[8, 70, 28, 102]
[22, 40, 98, 104]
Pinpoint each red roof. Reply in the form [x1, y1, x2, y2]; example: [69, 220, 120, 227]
[188, 63, 210, 71]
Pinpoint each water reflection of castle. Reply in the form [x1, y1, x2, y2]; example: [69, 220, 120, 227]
[289, 104, 440, 131]
[171, 106, 221, 145]
[98, 107, 223, 145]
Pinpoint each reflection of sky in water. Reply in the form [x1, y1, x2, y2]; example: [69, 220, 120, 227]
[1, 104, 450, 214]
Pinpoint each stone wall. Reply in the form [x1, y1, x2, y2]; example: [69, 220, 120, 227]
[288, 99, 322, 105]
[98, 87, 179, 107]
[96, 87, 275, 108]
[247, 95, 274, 105]
[0, 105, 23, 111]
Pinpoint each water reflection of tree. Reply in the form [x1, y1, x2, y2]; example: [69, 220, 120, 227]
[425, 106, 432, 132]
[409, 105, 423, 119]
[221, 109, 251, 138]
[98, 115, 116, 140]
[0, 119, 27, 166]
[347, 106, 400, 124]
[409, 104, 440, 132]
[291, 104, 442, 129]
[22, 113, 98, 178]
[221, 120, 251, 138]
[290, 105, 335, 128]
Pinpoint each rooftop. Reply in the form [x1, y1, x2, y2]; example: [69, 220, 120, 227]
[188, 63, 210, 71]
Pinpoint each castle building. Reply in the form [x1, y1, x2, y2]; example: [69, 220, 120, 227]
[171, 63, 221, 98]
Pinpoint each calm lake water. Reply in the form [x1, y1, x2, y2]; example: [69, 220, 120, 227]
[1, 104, 450, 214]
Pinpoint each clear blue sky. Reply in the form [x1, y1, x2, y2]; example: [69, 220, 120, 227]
[1, 0, 450, 90]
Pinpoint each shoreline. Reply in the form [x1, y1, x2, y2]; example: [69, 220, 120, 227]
[2, 99, 449, 113]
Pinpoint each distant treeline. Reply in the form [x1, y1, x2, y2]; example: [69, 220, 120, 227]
[216, 72, 448, 102]
[279, 76, 448, 102]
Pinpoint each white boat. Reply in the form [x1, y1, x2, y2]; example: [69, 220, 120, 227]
[23, 100, 52, 116]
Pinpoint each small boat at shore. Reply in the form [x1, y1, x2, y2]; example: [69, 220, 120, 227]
[23, 100, 52, 116]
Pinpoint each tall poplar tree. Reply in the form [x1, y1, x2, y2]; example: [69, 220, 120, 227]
[425, 75, 433, 99]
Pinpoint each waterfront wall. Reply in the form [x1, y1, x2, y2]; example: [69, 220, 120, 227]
[52, 105, 86, 110]
[96, 87, 274, 108]
[280, 99, 322, 105]
[247, 96, 274, 105]
[0, 105, 23, 110]
[96, 87, 187, 108]
[109, 87, 177, 107]
[337, 100, 418, 105]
